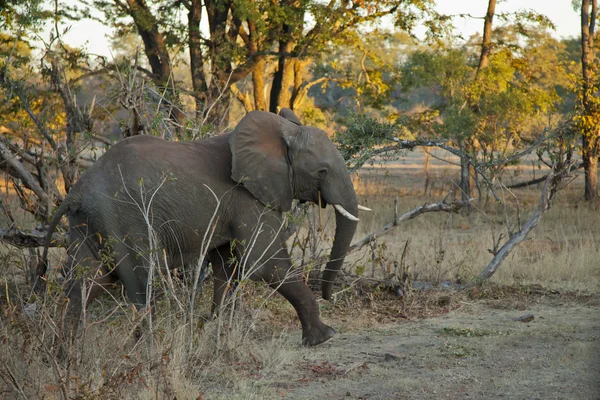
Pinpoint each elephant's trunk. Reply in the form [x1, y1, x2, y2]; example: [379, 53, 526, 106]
[321, 184, 358, 300]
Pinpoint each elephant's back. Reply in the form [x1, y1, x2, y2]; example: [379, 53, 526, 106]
[79, 133, 233, 189]
[68, 133, 236, 246]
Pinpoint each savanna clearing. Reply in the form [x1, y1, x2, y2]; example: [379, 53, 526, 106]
[254, 296, 600, 400]
[1, 150, 599, 399]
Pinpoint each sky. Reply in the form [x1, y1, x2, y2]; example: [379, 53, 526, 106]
[55, 0, 582, 59]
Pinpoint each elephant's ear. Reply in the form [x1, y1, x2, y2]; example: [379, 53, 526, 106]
[278, 108, 302, 125]
[229, 111, 299, 212]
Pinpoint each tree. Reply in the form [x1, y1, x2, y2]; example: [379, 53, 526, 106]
[1, 0, 96, 227]
[577, 0, 599, 200]
[306, 30, 419, 118]
[83, 0, 443, 131]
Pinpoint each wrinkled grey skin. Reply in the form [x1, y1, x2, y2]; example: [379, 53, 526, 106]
[40, 109, 358, 346]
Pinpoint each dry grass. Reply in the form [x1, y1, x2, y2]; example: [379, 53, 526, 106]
[0, 148, 598, 398]
[342, 149, 600, 293]
[0, 253, 301, 399]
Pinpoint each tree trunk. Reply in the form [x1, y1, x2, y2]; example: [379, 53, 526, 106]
[248, 20, 267, 111]
[583, 135, 598, 200]
[478, 0, 496, 71]
[270, 0, 302, 113]
[124, 0, 184, 129]
[278, 51, 295, 109]
[269, 39, 295, 113]
[423, 148, 430, 197]
[294, 59, 305, 93]
[461, 0, 495, 207]
[252, 57, 267, 111]
[581, 0, 599, 200]
[459, 142, 471, 203]
[187, 0, 208, 121]
[290, 58, 308, 109]
[469, 139, 479, 197]
[125, 0, 171, 81]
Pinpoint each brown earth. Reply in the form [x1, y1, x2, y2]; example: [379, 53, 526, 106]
[216, 298, 600, 400]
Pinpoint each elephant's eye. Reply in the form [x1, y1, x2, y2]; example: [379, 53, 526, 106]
[318, 168, 328, 178]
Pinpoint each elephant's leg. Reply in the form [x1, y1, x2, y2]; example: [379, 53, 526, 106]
[234, 214, 334, 345]
[110, 243, 156, 342]
[64, 261, 117, 332]
[112, 248, 149, 309]
[60, 231, 117, 353]
[208, 244, 237, 315]
[258, 259, 335, 346]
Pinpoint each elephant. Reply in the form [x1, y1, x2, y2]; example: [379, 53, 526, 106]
[39, 109, 366, 346]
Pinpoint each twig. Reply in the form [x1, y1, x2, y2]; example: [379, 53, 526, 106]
[1, 364, 28, 400]
[13, 88, 59, 151]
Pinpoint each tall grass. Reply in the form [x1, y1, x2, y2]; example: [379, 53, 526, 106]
[0, 180, 301, 399]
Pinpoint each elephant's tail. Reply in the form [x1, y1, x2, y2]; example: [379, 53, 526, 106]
[34, 199, 72, 294]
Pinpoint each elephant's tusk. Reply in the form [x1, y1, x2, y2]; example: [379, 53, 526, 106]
[333, 204, 360, 221]
[357, 205, 372, 211]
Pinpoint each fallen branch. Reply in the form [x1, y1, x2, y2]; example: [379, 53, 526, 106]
[506, 162, 583, 189]
[348, 198, 474, 254]
[331, 274, 461, 297]
[0, 228, 66, 248]
[313, 197, 473, 267]
[468, 163, 572, 285]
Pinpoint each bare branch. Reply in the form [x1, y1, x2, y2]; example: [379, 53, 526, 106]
[313, 198, 473, 267]
[230, 82, 253, 112]
[291, 77, 329, 109]
[506, 162, 583, 189]
[446, 13, 485, 20]
[0, 228, 66, 248]
[0, 141, 50, 205]
[13, 88, 59, 151]
[347, 198, 474, 255]
[468, 163, 573, 284]
[0, 135, 37, 166]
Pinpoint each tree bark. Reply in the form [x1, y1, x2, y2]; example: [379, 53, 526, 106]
[269, 0, 301, 113]
[477, 0, 496, 71]
[123, 0, 184, 128]
[252, 57, 267, 111]
[459, 142, 471, 203]
[249, 20, 267, 111]
[277, 48, 296, 109]
[270, 39, 296, 113]
[187, 0, 208, 121]
[290, 58, 308, 109]
[581, 0, 599, 200]
[203, 0, 252, 126]
[423, 148, 430, 197]
[124, 0, 172, 83]
[583, 135, 598, 199]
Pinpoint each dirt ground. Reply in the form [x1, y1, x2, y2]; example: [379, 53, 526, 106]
[240, 299, 600, 400]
